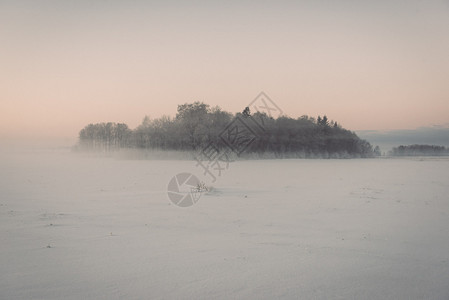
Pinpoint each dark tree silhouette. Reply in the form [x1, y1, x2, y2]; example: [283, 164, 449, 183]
[78, 123, 131, 152]
[242, 107, 251, 117]
[176, 102, 210, 149]
[77, 102, 375, 158]
[390, 145, 448, 156]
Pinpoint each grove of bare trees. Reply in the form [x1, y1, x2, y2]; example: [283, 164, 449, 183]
[77, 102, 377, 158]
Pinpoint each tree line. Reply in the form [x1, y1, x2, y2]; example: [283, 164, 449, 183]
[78, 122, 132, 151]
[390, 145, 449, 156]
[76, 102, 377, 158]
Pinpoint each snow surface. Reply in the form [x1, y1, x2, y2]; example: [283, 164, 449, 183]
[1, 148, 449, 299]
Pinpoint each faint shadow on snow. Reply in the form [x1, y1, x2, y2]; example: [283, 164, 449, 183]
[204, 187, 262, 198]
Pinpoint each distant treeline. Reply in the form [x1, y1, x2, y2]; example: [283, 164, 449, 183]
[390, 145, 449, 156]
[76, 102, 377, 158]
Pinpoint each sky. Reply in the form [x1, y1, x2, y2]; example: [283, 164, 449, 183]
[1, 0, 449, 141]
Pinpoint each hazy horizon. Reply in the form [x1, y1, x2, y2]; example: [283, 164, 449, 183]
[1, 0, 449, 140]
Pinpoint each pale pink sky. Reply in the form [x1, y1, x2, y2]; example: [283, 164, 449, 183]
[1, 0, 449, 140]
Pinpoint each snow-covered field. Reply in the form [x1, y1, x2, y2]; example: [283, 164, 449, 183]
[1, 148, 448, 299]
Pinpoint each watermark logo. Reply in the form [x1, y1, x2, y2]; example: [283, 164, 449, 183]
[219, 117, 258, 155]
[167, 173, 202, 207]
[194, 143, 232, 183]
[166, 92, 282, 207]
[247, 91, 283, 118]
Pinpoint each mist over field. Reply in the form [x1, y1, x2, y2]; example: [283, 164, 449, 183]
[2, 0, 449, 299]
[1, 145, 449, 299]
[357, 125, 449, 153]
